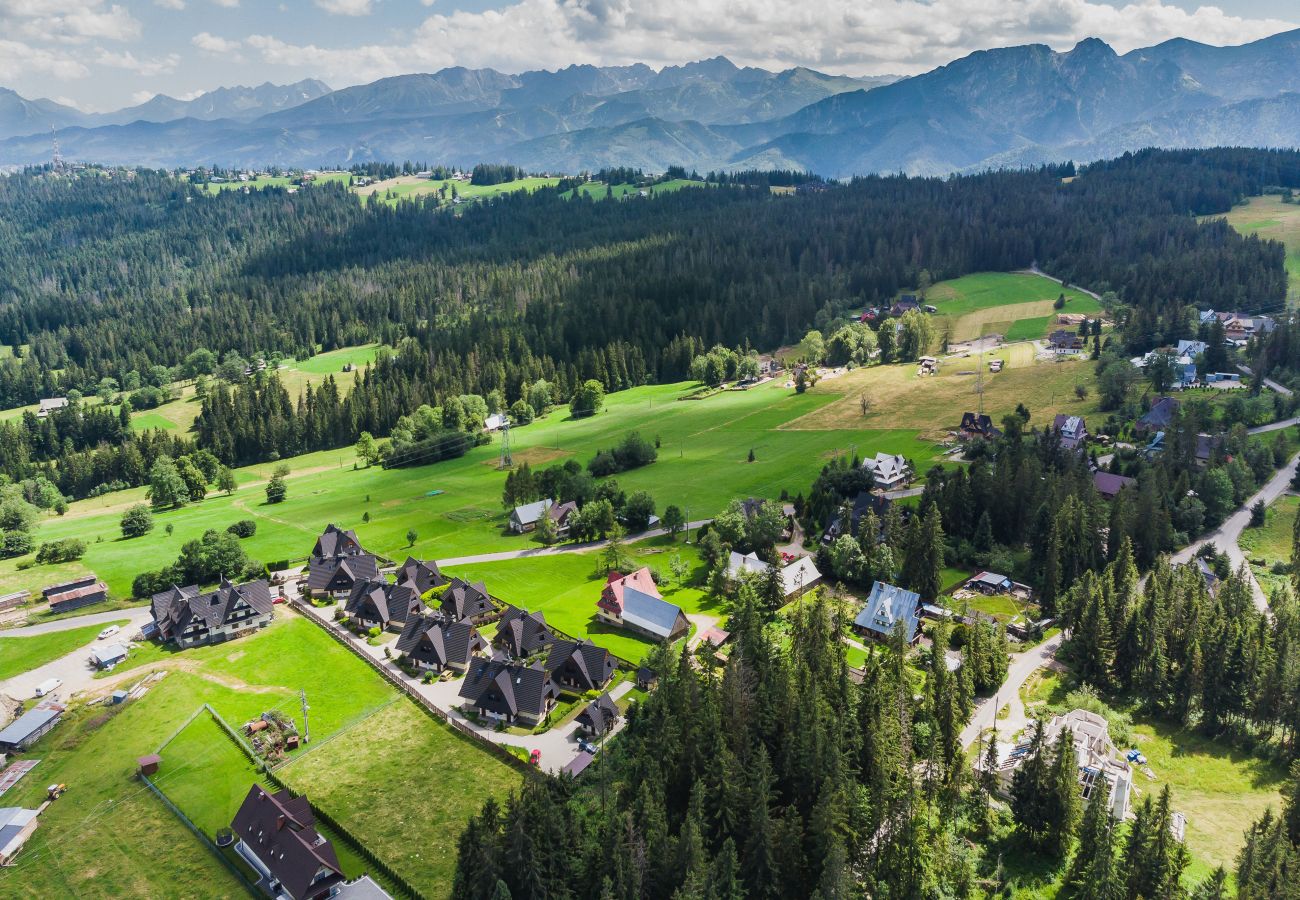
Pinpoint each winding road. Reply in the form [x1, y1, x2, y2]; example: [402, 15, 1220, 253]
[960, 632, 1065, 749]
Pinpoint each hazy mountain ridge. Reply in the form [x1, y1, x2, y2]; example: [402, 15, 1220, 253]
[1, 31, 1298, 176]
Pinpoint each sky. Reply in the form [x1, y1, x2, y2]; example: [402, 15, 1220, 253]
[1, 0, 1295, 112]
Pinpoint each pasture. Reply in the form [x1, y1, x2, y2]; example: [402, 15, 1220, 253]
[564, 178, 706, 200]
[199, 172, 352, 194]
[1, 377, 933, 600]
[1213, 194, 1300, 302]
[356, 175, 562, 207]
[926, 271, 1102, 343]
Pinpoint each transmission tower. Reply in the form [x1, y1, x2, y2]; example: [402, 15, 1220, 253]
[51, 127, 64, 172]
[499, 418, 513, 469]
[976, 335, 986, 416]
[299, 689, 311, 744]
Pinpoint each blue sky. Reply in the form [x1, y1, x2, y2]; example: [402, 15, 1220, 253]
[1, 0, 1294, 111]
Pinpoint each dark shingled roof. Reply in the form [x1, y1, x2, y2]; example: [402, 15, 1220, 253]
[395, 557, 447, 594]
[576, 692, 620, 734]
[231, 784, 344, 900]
[344, 579, 423, 627]
[494, 606, 555, 658]
[458, 658, 557, 721]
[150, 579, 273, 642]
[440, 578, 494, 621]
[307, 524, 378, 593]
[395, 614, 486, 669]
[546, 639, 615, 692]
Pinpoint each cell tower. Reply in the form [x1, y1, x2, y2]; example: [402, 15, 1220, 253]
[499, 418, 513, 469]
[51, 127, 64, 171]
[975, 337, 986, 416]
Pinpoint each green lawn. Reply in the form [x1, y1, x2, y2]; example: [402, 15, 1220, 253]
[200, 172, 353, 194]
[564, 179, 706, 200]
[279, 700, 522, 896]
[360, 176, 562, 207]
[448, 536, 716, 662]
[0, 619, 128, 680]
[1239, 494, 1297, 566]
[925, 271, 1102, 343]
[1, 378, 919, 601]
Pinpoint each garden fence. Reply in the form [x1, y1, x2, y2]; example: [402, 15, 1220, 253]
[138, 772, 260, 897]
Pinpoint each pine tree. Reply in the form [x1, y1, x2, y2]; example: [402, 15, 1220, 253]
[1011, 718, 1051, 848]
[1047, 727, 1082, 858]
[1066, 775, 1117, 899]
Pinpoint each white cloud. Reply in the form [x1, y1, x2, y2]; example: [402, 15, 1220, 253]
[130, 89, 156, 104]
[243, 0, 1297, 86]
[0, 1, 140, 44]
[0, 38, 89, 81]
[154, 0, 185, 9]
[95, 49, 181, 76]
[315, 0, 373, 15]
[192, 31, 242, 54]
[211, 0, 239, 7]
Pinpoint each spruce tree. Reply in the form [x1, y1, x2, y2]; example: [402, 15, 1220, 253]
[1066, 775, 1117, 899]
[1047, 727, 1082, 858]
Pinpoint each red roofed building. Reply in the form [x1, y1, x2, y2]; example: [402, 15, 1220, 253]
[598, 567, 688, 642]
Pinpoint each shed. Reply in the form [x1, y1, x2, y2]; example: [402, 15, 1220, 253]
[561, 751, 594, 778]
[91, 643, 129, 669]
[112, 690, 129, 705]
[137, 754, 161, 776]
[0, 704, 65, 752]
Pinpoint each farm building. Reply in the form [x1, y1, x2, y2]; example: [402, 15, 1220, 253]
[965, 572, 1013, 595]
[151, 579, 274, 649]
[1048, 330, 1084, 353]
[854, 582, 922, 644]
[231, 784, 345, 900]
[43, 575, 108, 614]
[0, 591, 29, 614]
[494, 606, 556, 659]
[546, 640, 615, 693]
[307, 524, 380, 599]
[90, 642, 129, 669]
[597, 568, 689, 642]
[36, 398, 68, 417]
[394, 614, 486, 673]
[0, 703, 65, 752]
[0, 806, 39, 865]
[458, 659, 559, 727]
[576, 693, 621, 737]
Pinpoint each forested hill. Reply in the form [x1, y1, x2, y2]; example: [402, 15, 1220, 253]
[0, 148, 1297, 462]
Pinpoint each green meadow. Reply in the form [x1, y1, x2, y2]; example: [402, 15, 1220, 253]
[1, 377, 938, 602]
[0, 618, 129, 680]
[1213, 194, 1300, 302]
[926, 271, 1102, 343]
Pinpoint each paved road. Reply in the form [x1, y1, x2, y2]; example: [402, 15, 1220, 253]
[1263, 377, 1295, 398]
[1025, 265, 1103, 302]
[1168, 450, 1300, 614]
[0, 605, 152, 637]
[1248, 417, 1300, 435]
[435, 520, 711, 567]
[960, 631, 1065, 749]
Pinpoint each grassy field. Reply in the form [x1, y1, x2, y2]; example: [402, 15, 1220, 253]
[1213, 195, 1300, 302]
[1239, 494, 1297, 566]
[279, 700, 521, 896]
[357, 175, 562, 207]
[927, 272, 1102, 343]
[564, 178, 706, 200]
[447, 535, 714, 662]
[0, 612, 517, 898]
[0, 618, 128, 680]
[199, 172, 353, 194]
[784, 346, 1100, 440]
[1, 378, 929, 601]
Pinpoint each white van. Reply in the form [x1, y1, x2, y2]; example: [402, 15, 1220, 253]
[34, 678, 62, 697]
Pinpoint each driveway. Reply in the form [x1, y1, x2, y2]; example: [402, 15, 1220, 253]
[1168, 450, 1300, 615]
[1248, 417, 1300, 435]
[1, 632, 125, 702]
[960, 631, 1064, 749]
[0, 606, 151, 637]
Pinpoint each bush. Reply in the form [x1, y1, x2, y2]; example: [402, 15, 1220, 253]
[265, 473, 287, 504]
[133, 566, 179, 599]
[0, 530, 34, 558]
[367, 625, 381, 638]
[35, 538, 87, 565]
[120, 504, 154, 539]
[587, 450, 620, 477]
[226, 519, 257, 538]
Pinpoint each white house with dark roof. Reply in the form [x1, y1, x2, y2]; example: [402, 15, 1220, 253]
[861, 452, 911, 491]
[231, 784, 345, 900]
[306, 524, 379, 599]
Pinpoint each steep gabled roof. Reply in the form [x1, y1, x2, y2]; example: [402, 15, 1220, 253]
[495, 606, 555, 658]
[312, 523, 365, 559]
[231, 785, 344, 900]
[395, 557, 447, 594]
[440, 578, 494, 621]
[307, 553, 379, 593]
[854, 581, 922, 641]
[151, 580, 273, 640]
[511, 499, 553, 527]
[545, 639, 614, 690]
[458, 658, 557, 720]
[345, 579, 423, 626]
[395, 614, 485, 669]
[576, 692, 620, 734]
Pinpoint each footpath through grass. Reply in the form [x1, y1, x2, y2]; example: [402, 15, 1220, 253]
[0, 618, 128, 680]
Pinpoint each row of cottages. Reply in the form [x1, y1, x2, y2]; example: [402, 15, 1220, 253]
[725, 551, 823, 598]
[150, 579, 275, 649]
[1200, 309, 1276, 344]
[387, 576, 499, 677]
[984, 709, 1133, 822]
[598, 567, 689, 643]
[861, 452, 912, 491]
[508, 498, 578, 535]
[307, 524, 380, 600]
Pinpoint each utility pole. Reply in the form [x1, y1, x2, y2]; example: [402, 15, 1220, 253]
[499, 418, 512, 469]
[300, 689, 310, 744]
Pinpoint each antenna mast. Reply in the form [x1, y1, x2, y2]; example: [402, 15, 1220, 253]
[51, 127, 64, 171]
[499, 417, 513, 469]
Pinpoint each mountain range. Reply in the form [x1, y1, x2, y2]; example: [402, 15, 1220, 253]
[1, 29, 1298, 178]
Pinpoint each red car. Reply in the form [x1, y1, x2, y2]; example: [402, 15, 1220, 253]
[529, 749, 541, 766]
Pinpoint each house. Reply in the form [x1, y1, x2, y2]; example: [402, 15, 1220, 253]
[43, 575, 108, 614]
[726, 550, 771, 579]
[36, 397, 68, 418]
[0, 806, 39, 865]
[307, 524, 379, 599]
[1135, 396, 1179, 434]
[966, 571, 1013, 595]
[494, 606, 555, 659]
[781, 557, 822, 597]
[861, 452, 911, 491]
[151, 579, 274, 649]
[1196, 433, 1224, 465]
[598, 567, 689, 642]
[0, 703, 65, 752]
[546, 639, 615, 693]
[231, 784, 345, 900]
[458, 658, 559, 727]
[91, 642, 129, 669]
[344, 579, 423, 632]
[889, 296, 919, 317]
[575, 693, 621, 737]
[1048, 330, 1084, 353]
[822, 491, 893, 546]
[509, 499, 553, 533]
[1195, 558, 1220, 596]
[1176, 339, 1208, 358]
[1051, 414, 1088, 451]
[853, 582, 922, 644]
[959, 412, 1001, 441]
[394, 557, 447, 594]
[395, 614, 486, 673]
[440, 578, 495, 623]
[548, 501, 578, 535]
[985, 709, 1132, 821]
[635, 667, 658, 690]
[1092, 471, 1137, 500]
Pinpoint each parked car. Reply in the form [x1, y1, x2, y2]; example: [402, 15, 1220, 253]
[34, 678, 62, 697]
[578, 739, 598, 755]
[97, 625, 120, 640]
